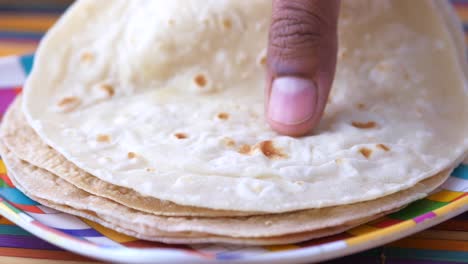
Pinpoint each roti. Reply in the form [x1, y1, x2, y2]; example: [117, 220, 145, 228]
[22, 0, 468, 212]
[22, 196, 388, 245]
[0, 141, 451, 240]
[1, 96, 259, 217]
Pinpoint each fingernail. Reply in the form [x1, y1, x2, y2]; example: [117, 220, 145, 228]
[268, 77, 317, 125]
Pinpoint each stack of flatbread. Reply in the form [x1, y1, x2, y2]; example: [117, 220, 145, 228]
[1, 0, 467, 245]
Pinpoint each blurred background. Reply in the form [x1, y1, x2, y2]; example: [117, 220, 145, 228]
[0, 0, 468, 57]
[0, 0, 72, 8]
[0, 0, 72, 56]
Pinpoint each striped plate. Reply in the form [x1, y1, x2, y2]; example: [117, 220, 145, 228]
[0, 55, 467, 264]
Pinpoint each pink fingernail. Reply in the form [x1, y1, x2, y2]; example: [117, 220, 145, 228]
[268, 77, 317, 125]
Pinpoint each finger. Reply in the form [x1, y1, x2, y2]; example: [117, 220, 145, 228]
[266, 0, 340, 136]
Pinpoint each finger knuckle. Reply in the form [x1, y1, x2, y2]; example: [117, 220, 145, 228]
[270, 3, 329, 53]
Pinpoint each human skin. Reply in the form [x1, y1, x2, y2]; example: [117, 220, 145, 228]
[265, 0, 340, 136]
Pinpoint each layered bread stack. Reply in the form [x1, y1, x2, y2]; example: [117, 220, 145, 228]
[1, 0, 467, 245]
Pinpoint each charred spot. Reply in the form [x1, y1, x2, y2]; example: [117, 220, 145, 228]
[99, 84, 115, 97]
[356, 103, 366, 110]
[256, 140, 287, 159]
[238, 141, 287, 159]
[217, 112, 229, 120]
[222, 18, 232, 29]
[222, 137, 236, 147]
[127, 152, 137, 159]
[57, 96, 81, 109]
[174, 132, 188, 139]
[194, 74, 207, 88]
[359, 147, 372, 158]
[238, 144, 251, 155]
[352, 121, 376, 129]
[377, 144, 390, 152]
[80, 52, 94, 62]
[96, 134, 111, 143]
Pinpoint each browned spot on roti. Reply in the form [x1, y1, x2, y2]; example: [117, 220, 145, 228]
[259, 56, 267, 66]
[146, 168, 156, 172]
[96, 134, 111, 143]
[222, 18, 232, 29]
[357, 103, 366, 110]
[377, 144, 390, 151]
[238, 144, 251, 155]
[194, 74, 207, 88]
[57, 96, 81, 112]
[359, 147, 372, 158]
[127, 152, 137, 159]
[256, 140, 287, 159]
[335, 158, 343, 165]
[174, 133, 188, 139]
[223, 137, 236, 147]
[168, 19, 175, 26]
[217, 112, 229, 120]
[352, 121, 376, 129]
[58, 97, 79, 106]
[99, 84, 115, 97]
[238, 141, 287, 159]
[80, 52, 94, 62]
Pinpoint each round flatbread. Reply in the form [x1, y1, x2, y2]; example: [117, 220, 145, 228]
[22, 0, 468, 212]
[0, 141, 451, 240]
[1, 96, 259, 217]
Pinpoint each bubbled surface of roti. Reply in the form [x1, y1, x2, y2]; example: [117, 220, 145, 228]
[23, 0, 468, 212]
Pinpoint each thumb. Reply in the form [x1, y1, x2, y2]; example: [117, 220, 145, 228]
[266, 0, 340, 136]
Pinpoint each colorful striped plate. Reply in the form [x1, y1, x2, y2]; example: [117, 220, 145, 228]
[0, 55, 467, 264]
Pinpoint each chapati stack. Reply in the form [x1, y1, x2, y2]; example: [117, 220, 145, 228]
[1, 0, 467, 245]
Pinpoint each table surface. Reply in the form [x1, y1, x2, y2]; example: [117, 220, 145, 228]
[0, 1, 467, 263]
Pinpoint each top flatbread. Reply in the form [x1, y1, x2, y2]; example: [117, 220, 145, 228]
[22, 0, 468, 212]
[1, 96, 257, 217]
